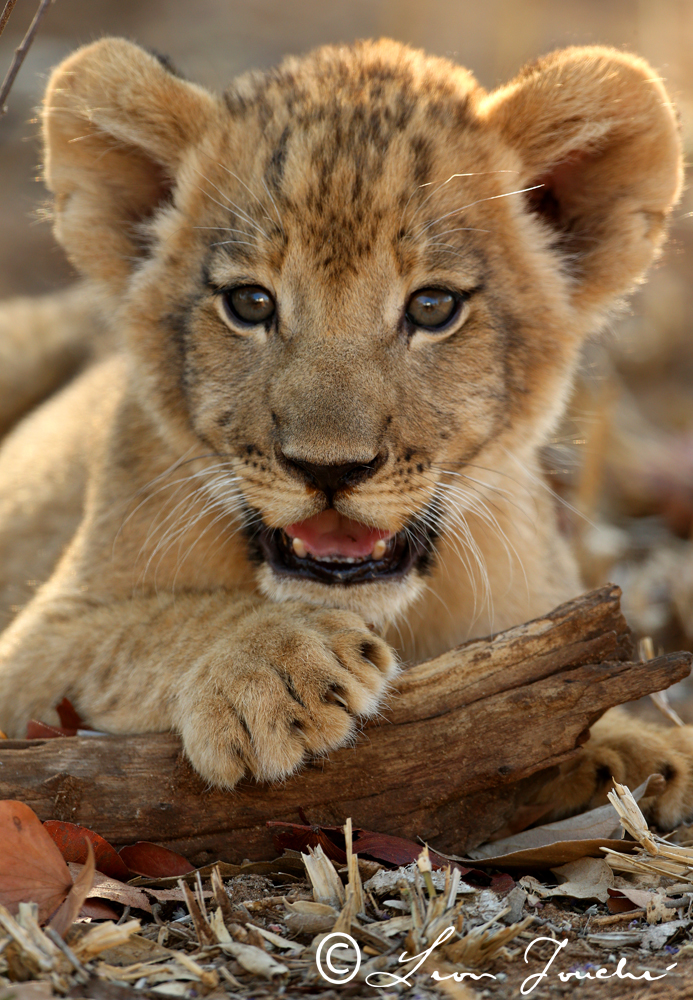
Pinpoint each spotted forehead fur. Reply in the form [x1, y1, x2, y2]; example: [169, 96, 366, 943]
[216, 41, 482, 275]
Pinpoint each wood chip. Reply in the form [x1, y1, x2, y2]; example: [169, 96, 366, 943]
[302, 845, 345, 908]
[218, 939, 289, 978]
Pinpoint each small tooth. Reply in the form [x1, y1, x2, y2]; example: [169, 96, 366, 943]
[292, 537, 308, 558]
[372, 539, 387, 561]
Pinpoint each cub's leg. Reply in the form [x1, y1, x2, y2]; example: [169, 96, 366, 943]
[0, 589, 396, 788]
[534, 708, 693, 829]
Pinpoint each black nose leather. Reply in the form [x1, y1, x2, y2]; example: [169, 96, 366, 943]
[285, 457, 380, 493]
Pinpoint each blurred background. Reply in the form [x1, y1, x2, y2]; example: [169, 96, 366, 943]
[2, 0, 693, 717]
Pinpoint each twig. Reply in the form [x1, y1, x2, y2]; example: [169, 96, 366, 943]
[0, 0, 20, 39]
[0, 0, 53, 116]
[590, 909, 646, 927]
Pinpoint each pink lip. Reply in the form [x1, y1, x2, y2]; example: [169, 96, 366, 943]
[285, 509, 391, 559]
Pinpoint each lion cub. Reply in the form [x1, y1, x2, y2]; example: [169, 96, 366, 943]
[0, 37, 692, 824]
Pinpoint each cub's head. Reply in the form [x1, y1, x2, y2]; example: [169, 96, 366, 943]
[42, 39, 681, 624]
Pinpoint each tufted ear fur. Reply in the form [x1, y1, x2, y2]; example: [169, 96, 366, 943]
[480, 47, 683, 320]
[42, 38, 221, 290]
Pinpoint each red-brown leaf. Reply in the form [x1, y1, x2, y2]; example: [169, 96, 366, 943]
[26, 720, 76, 739]
[79, 898, 120, 920]
[0, 800, 72, 922]
[268, 821, 347, 864]
[43, 820, 130, 880]
[489, 872, 516, 895]
[49, 839, 95, 938]
[55, 698, 89, 731]
[268, 820, 489, 882]
[607, 894, 639, 914]
[118, 842, 195, 877]
[352, 829, 461, 870]
[607, 887, 649, 913]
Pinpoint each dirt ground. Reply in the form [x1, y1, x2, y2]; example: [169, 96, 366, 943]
[3, 2, 693, 998]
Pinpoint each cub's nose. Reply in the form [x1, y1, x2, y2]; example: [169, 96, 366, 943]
[281, 454, 384, 494]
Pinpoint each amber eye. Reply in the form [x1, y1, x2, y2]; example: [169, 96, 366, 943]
[406, 288, 460, 330]
[222, 286, 275, 326]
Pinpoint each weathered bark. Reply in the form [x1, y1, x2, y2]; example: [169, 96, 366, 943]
[0, 585, 689, 864]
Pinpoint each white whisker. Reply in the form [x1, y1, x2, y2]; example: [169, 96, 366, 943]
[212, 161, 279, 232]
[193, 169, 270, 239]
[418, 184, 544, 234]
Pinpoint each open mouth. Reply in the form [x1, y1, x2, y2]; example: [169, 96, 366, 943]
[256, 509, 434, 585]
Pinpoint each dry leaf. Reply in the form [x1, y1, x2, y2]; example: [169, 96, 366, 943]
[461, 838, 636, 870]
[43, 820, 130, 880]
[470, 807, 620, 858]
[0, 801, 72, 922]
[55, 698, 88, 730]
[646, 893, 681, 924]
[129, 855, 304, 889]
[218, 939, 289, 978]
[80, 899, 120, 920]
[641, 920, 689, 951]
[49, 839, 95, 937]
[119, 842, 194, 878]
[520, 858, 614, 903]
[465, 776, 662, 868]
[271, 821, 477, 874]
[269, 821, 348, 864]
[68, 864, 153, 913]
[283, 897, 338, 935]
[607, 886, 674, 914]
[353, 829, 471, 871]
[25, 720, 76, 739]
[551, 858, 614, 903]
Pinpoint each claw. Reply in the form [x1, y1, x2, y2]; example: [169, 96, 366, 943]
[324, 686, 348, 710]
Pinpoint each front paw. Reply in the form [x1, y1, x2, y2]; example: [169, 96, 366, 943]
[177, 605, 397, 788]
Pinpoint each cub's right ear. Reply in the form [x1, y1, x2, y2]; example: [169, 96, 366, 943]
[480, 47, 682, 323]
[43, 38, 222, 290]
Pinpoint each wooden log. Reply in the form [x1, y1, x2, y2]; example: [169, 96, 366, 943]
[0, 585, 689, 864]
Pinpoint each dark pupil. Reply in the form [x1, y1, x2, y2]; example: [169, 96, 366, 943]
[407, 290, 456, 329]
[229, 286, 274, 324]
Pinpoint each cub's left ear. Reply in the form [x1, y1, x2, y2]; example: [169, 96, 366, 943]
[480, 47, 683, 317]
[43, 38, 222, 290]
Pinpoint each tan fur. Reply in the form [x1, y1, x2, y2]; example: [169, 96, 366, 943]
[0, 38, 689, 817]
[0, 284, 109, 437]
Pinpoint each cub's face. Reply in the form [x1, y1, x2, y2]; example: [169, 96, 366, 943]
[44, 39, 681, 623]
